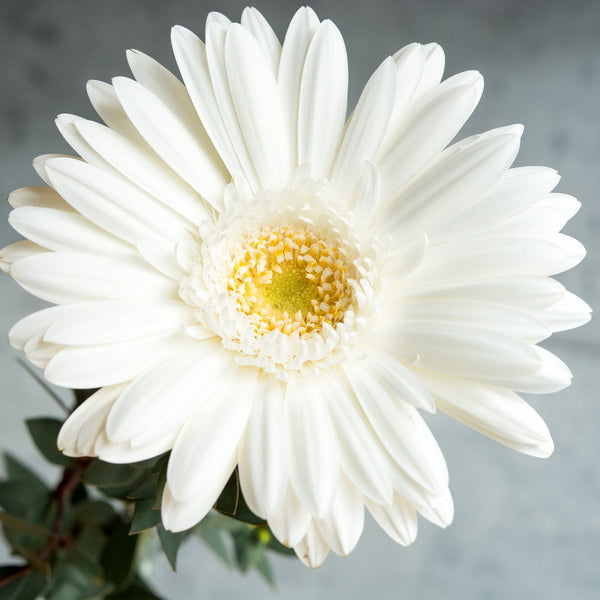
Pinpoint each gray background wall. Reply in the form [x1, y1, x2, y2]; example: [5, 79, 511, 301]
[0, 0, 599, 598]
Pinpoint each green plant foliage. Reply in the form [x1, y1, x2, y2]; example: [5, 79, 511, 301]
[26, 418, 73, 467]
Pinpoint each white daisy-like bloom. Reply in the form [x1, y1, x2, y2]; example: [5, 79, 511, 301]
[1, 7, 590, 567]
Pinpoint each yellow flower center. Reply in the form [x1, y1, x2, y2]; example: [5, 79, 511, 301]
[228, 225, 353, 336]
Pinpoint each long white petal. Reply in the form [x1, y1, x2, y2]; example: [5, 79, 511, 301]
[343, 363, 448, 492]
[8, 186, 72, 211]
[106, 341, 232, 445]
[238, 374, 288, 518]
[224, 24, 292, 190]
[330, 56, 397, 201]
[365, 492, 418, 546]
[267, 486, 311, 548]
[167, 366, 256, 502]
[298, 20, 348, 179]
[0, 241, 47, 274]
[294, 520, 329, 568]
[112, 76, 227, 209]
[11, 251, 176, 305]
[240, 7, 281, 73]
[44, 332, 191, 388]
[286, 378, 339, 517]
[278, 7, 320, 167]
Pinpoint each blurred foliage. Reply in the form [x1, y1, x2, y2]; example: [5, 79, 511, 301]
[0, 384, 294, 598]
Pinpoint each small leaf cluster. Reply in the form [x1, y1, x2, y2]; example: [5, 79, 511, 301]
[0, 384, 294, 598]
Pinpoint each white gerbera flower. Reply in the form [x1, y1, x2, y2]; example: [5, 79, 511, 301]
[1, 7, 590, 567]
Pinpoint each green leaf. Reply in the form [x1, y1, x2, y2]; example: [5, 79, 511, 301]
[198, 526, 231, 566]
[106, 576, 163, 599]
[0, 511, 53, 539]
[0, 565, 48, 600]
[82, 460, 142, 489]
[129, 497, 161, 535]
[26, 417, 72, 466]
[232, 530, 263, 573]
[214, 469, 266, 526]
[73, 388, 99, 407]
[72, 500, 116, 527]
[3, 453, 48, 492]
[156, 524, 185, 571]
[126, 473, 158, 500]
[0, 481, 48, 517]
[254, 550, 275, 587]
[48, 548, 110, 600]
[100, 521, 137, 590]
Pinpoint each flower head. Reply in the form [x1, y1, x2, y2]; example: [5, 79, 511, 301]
[1, 7, 590, 567]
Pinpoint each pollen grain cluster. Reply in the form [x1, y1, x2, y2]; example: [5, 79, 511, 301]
[228, 225, 353, 336]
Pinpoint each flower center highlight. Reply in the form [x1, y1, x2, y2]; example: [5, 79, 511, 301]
[228, 225, 353, 336]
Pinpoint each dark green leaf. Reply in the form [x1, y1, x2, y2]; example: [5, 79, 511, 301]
[157, 524, 185, 571]
[0, 565, 48, 600]
[73, 388, 99, 407]
[129, 497, 161, 534]
[232, 530, 264, 573]
[0, 511, 53, 539]
[26, 418, 72, 466]
[82, 460, 142, 489]
[100, 521, 137, 589]
[214, 469, 266, 526]
[3, 453, 48, 492]
[76, 524, 107, 562]
[72, 500, 116, 527]
[48, 548, 109, 600]
[0, 481, 48, 517]
[17, 358, 70, 414]
[126, 473, 158, 500]
[106, 576, 163, 599]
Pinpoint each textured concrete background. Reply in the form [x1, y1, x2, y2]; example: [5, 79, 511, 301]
[0, 0, 599, 598]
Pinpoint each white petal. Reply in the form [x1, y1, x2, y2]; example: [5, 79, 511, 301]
[365, 492, 418, 546]
[238, 374, 288, 518]
[162, 481, 224, 533]
[510, 347, 573, 394]
[331, 56, 397, 200]
[43, 300, 193, 345]
[86, 80, 149, 148]
[33, 153, 78, 186]
[11, 251, 176, 305]
[286, 378, 339, 517]
[413, 485, 454, 528]
[385, 233, 428, 279]
[322, 373, 393, 505]
[112, 76, 227, 209]
[9, 305, 74, 351]
[204, 18, 261, 191]
[379, 321, 542, 380]
[382, 298, 550, 344]
[167, 366, 256, 501]
[224, 24, 292, 189]
[435, 167, 561, 242]
[241, 7, 281, 73]
[74, 119, 211, 226]
[45, 157, 186, 251]
[171, 25, 252, 187]
[298, 20, 348, 179]
[45, 332, 191, 388]
[378, 71, 483, 201]
[379, 125, 523, 240]
[425, 372, 554, 451]
[541, 291, 591, 332]
[362, 349, 435, 412]
[351, 162, 382, 220]
[343, 363, 448, 492]
[8, 186, 72, 211]
[58, 385, 122, 456]
[315, 476, 364, 556]
[278, 7, 320, 167]
[106, 341, 232, 445]
[294, 520, 329, 568]
[411, 43, 445, 99]
[402, 275, 565, 311]
[267, 486, 311, 548]
[95, 429, 177, 464]
[0, 241, 47, 274]
[9, 206, 136, 257]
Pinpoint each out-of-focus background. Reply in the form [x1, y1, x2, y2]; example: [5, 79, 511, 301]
[0, 0, 598, 598]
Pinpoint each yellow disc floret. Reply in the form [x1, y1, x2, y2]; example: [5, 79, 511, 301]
[228, 225, 353, 336]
